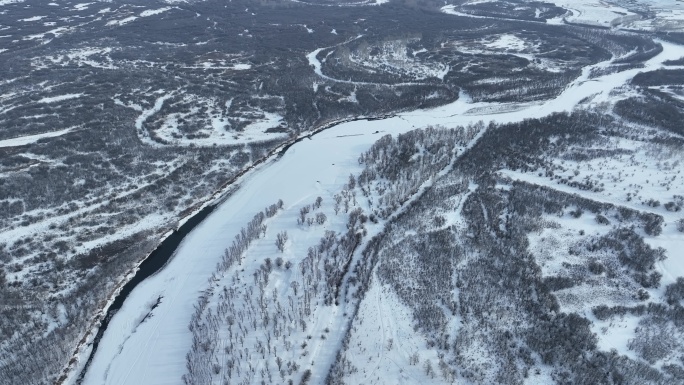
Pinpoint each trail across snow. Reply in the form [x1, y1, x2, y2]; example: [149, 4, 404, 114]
[77, 39, 684, 385]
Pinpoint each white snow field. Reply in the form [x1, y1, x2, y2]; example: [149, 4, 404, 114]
[544, 0, 638, 27]
[444, 0, 684, 31]
[0, 127, 76, 148]
[341, 277, 453, 384]
[544, 0, 684, 30]
[77, 40, 684, 385]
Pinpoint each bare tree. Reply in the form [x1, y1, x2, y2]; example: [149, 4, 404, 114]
[424, 360, 435, 379]
[276, 231, 288, 253]
[409, 352, 419, 366]
[348, 174, 356, 189]
[298, 206, 310, 225]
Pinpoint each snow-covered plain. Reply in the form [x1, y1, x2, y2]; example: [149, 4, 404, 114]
[115, 91, 289, 147]
[0, 127, 75, 148]
[287, 0, 389, 7]
[444, 0, 684, 31]
[38, 93, 84, 104]
[544, 0, 638, 27]
[544, 0, 684, 30]
[77, 39, 684, 385]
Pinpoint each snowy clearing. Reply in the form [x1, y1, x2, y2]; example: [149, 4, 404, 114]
[106, 16, 138, 27]
[0, 127, 75, 148]
[545, 0, 638, 27]
[20, 15, 45, 21]
[37, 93, 84, 104]
[140, 7, 173, 17]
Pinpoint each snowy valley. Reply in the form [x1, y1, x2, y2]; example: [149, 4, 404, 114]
[2, 0, 684, 385]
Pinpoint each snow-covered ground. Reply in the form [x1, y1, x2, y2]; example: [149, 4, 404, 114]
[34, 47, 117, 70]
[286, 0, 389, 7]
[77, 116, 412, 385]
[499, 133, 684, 289]
[520, 183, 684, 362]
[114, 92, 289, 147]
[77, 38, 684, 385]
[341, 282, 445, 384]
[441, 4, 491, 19]
[105, 7, 175, 27]
[544, 0, 638, 27]
[444, 0, 684, 31]
[545, 0, 684, 30]
[347, 38, 450, 81]
[0, 127, 75, 148]
[311, 38, 684, 121]
[306, 36, 437, 86]
[38, 93, 84, 104]
[442, 33, 566, 73]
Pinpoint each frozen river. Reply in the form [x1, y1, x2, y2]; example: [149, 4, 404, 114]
[75, 39, 684, 385]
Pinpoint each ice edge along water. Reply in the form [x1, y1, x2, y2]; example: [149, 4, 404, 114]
[78, 40, 684, 385]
